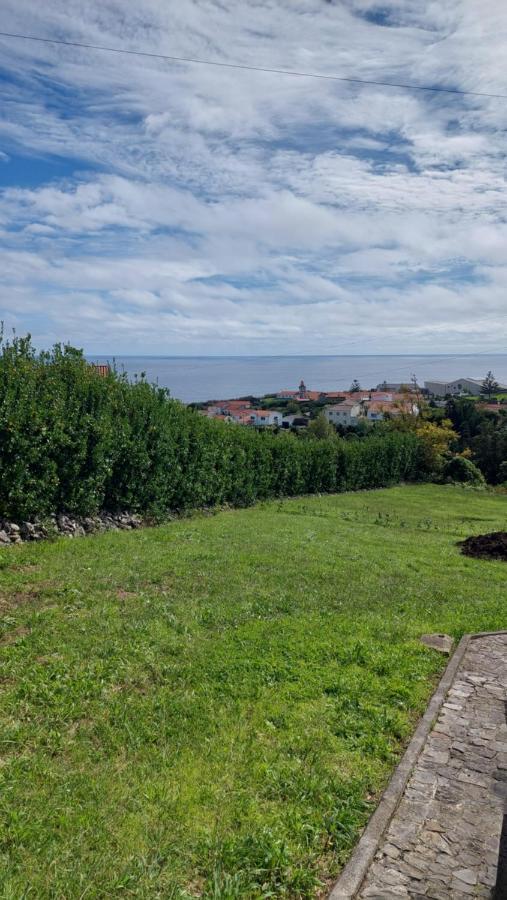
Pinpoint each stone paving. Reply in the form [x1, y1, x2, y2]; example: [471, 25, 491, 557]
[357, 634, 507, 898]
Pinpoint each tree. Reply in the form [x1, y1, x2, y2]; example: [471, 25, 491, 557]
[472, 418, 507, 483]
[445, 398, 484, 452]
[381, 408, 456, 473]
[415, 420, 456, 472]
[442, 456, 485, 486]
[286, 399, 300, 415]
[306, 413, 335, 439]
[481, 371, 499, 400]
[349, 379, 361, 393]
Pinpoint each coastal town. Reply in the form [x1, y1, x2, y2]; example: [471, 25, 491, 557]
[199, 375, 507, 429]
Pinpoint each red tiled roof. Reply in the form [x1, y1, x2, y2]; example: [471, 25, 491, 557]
[327, 400, 361, 410]
[91, 364, 110, 377]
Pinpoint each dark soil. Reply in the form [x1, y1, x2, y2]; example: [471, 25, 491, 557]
[459, 532, 507, 562]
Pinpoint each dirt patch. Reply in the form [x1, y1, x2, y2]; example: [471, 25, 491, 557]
[0, 625, 30, 645]
[116, 589, 138, 601]
[0, 587, 43, 612]
[459, 531, 507, 562]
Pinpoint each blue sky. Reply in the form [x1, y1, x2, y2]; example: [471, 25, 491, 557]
[1, 0, 506, 355]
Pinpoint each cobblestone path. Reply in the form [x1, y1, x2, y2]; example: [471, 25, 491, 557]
[357, 633, 507, 898]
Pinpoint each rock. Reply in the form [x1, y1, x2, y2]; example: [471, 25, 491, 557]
[453, 867, 477, 886]
[118, 516, 133, 529]
[0, 510, 146, 546]
[420, 634, 454, 655]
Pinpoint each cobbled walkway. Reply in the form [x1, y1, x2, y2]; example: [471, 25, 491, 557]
[357, 633, 507, 898]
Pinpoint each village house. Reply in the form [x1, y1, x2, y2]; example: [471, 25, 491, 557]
[90, 363, 111, 377]
[365, 402, 386, 422]
[425, 378, 507, 398]
[205, 399, 251, 417]
[229, 410, 254, 425]
[281, 414, 309, 428]
[320, 391, 348, 402]
[324, 400, 363, 426]
[247, 409, 284, 427]
[277, 380, 322, 402]
[204, 382, 419, 430]
[366, 396, 419, 420]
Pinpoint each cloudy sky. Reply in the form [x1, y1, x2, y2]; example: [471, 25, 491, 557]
[1, 0, 506, 355]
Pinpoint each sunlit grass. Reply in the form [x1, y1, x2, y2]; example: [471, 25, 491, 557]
[0, 484, 505, 897]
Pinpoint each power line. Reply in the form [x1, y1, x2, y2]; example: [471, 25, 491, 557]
[337, 350, 506, 387]
[334, 311, 507, 354]
[1, 30, 506, 100]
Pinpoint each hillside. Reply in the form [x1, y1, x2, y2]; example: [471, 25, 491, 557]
[1, 485, 506, 898]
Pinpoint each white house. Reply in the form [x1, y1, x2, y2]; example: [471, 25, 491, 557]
[425, 377, 507, 398]
[366, 399, 419, 421]
[324, 401, 363, 426]
[248, 409, 284, 427]
[366, 404, 385, 422]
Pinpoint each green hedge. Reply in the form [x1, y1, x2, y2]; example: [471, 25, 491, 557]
[0, 338, 426, 520]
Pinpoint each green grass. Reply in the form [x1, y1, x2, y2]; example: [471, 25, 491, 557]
[0, 485, 506, 898]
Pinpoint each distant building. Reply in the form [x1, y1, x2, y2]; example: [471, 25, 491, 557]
[425, 378, 507, 398]
[324, 394, 418, 426]
[277, 382, 321, 402]
[91, 363, 110, 377]
[247, 410, 284, 427]
[369, 398, 418, 420]
[321, 391, 348, 402]
[376, 381, 419, 392]
[365, 402, 387, 422]
[324, 401, 363, 427]
[282, 415, 308, 428]
[479, 403, 504, 413]
[206, 400, 251, 417]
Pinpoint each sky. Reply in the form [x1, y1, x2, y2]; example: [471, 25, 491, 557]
[0, 0, 506, 356]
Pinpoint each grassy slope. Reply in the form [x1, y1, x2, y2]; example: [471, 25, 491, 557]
[0, 485, 506, 898]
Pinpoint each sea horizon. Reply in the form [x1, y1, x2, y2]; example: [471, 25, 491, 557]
[87, 352, 507, 404]
[87, 352, 507, 359]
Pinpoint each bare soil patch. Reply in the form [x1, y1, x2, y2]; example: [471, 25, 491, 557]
[0, 625, 30, 646]
[459, 531, 507, 562]
[0, 586, 45, 612]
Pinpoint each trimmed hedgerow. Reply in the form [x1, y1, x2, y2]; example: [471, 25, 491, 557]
[0, 336, 426, 520]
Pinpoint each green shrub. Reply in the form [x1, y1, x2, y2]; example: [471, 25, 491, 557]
[442, 456, 486, 486]
[0, 335, 426, 520]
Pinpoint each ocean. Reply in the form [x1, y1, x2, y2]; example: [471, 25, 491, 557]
[88, 354, 507, 404]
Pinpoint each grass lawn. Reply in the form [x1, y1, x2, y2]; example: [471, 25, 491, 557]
[1, 484, 506, 898]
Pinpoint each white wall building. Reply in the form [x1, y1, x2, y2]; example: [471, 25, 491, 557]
[425, 378, 507, 397]
[248, 410, 284, 427]
[366, 406, 385, 422]
[324, 401, 363, 426]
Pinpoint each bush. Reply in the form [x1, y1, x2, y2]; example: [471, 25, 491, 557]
[0, 335, 428, 520]
[442, 456, 486, 486]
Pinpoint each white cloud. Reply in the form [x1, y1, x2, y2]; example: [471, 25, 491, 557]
[0, 0, 506, 354]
